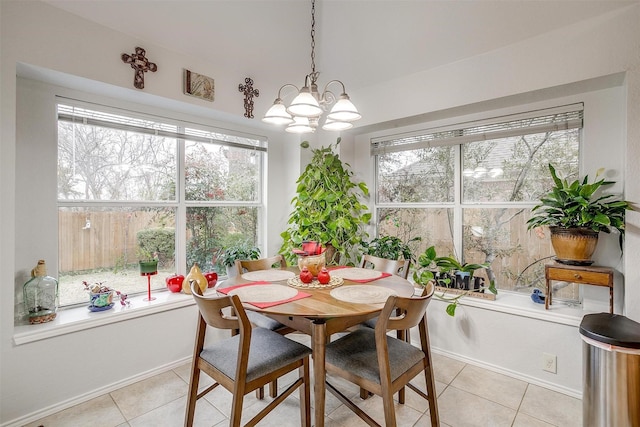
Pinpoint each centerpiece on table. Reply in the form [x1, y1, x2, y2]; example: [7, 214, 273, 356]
[293, 241, 327, 278]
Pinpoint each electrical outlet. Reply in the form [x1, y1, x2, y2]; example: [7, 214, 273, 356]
[543, 353, 557, 374]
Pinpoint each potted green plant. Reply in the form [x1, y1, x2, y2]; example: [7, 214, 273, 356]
[279, 138, 371, 266]
[137, 248, 158, 275]
[413, 246, 496, 316]
[362, 235, 421, 263]
[526, 164, 631, 265]
[215, 241, 261, 278]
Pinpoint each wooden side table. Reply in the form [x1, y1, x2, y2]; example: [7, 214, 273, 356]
[545, 263, 614, 313]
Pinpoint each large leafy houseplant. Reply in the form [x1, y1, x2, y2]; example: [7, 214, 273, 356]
[526, 164, 630, 263]
[280, 138, 371, 266]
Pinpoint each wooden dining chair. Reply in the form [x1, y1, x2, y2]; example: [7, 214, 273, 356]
[324, 283, 439, 427]
[235, 254, 287, 276]
[234, 254, 295, 398]
[360, 254, 410, 279]
[185, 281, 311, 427]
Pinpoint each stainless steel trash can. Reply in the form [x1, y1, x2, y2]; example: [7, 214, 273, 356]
[579, 313, 640, 427]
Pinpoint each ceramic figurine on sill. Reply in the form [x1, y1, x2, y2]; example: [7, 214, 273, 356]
[531, 288, 546, 304]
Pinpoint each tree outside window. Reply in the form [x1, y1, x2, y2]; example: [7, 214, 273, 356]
[374, 109, 580, 297]
[57, 103, 263, 306]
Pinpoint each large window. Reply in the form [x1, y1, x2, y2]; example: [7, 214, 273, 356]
[374, 104, 582, 297]
[57, 101, 265, 306]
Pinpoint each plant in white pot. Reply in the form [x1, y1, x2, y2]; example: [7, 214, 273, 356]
[526, 164, 631, 265]
[215, 241, 261, 278]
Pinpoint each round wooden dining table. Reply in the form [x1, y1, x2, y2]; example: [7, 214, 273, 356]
[216, 267, 416, 427]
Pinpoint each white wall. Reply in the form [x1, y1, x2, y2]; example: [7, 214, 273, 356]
[2, 0, 639, 425]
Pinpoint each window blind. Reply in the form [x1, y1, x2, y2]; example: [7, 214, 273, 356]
[371, 103, 583, 155]
[57, 100, 267, 152]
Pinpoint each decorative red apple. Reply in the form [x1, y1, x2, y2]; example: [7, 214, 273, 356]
[299, 267, 313, 283]
[204, 271, 218, 288]
[165, 274, 184, 293]
[317, 267, 330, 285]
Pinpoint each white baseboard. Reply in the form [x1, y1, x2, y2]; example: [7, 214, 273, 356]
[1, 357, 191, 427]
[431, 346, 582, 399]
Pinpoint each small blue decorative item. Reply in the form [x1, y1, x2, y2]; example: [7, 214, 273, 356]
[531, 288, 546, 304]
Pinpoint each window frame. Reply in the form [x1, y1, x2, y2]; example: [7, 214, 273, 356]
[56, 98, 267, 307]
[372, 104, 584, 295]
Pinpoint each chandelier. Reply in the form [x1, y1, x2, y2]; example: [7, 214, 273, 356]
[262, 0, 361, 133]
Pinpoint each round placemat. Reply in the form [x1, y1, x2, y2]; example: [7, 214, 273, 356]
[241, 269, 296, 282]
[329, 268, 384, 281]
[330, 285, 396, 304]
[287, 276, 344, 289]
[228, 284, 298, 303]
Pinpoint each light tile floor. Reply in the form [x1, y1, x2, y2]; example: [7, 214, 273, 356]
[27, 334, 582, 427]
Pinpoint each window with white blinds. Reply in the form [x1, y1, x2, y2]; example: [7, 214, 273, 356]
[372, 103, 583, 299]
[371, 103, 583, 155]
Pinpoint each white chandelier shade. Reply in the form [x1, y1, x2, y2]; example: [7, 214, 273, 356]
[285, 116, 315, 134]
[327, 94, 361, 122]
[262, 99, 294, 125]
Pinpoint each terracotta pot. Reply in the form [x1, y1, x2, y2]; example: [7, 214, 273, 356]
[549, 226, 599, 265]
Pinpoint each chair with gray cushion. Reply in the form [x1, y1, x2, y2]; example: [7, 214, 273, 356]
[234, 255, 293, 333]
[359, 254, 413, 400]
[234, 254, 296, 397]
[324, 283, 439, 427]
[184, 282, 311, 427]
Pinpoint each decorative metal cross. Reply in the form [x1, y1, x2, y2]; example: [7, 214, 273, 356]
[238, 77, 259, 119]
[121, 47, 158, 90]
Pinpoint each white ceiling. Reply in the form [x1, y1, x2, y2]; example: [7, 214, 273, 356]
[41, 0, 635, 93]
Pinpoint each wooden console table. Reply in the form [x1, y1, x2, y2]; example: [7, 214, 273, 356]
[545, 263, 614, 313]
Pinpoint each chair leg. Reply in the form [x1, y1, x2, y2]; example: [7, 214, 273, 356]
[396, 328, 409, 404]
[255, 386, 264, 399]
[381, 384, 397, 427]
[359, 387, 370, 399]
[184, 367, 200, 427]
[230, 390, 245, 427]
[269, 379, 278, 398]
[299, 358, 311, 427]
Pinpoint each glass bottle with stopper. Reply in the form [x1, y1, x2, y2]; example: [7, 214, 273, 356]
[23, 260, 59, 324]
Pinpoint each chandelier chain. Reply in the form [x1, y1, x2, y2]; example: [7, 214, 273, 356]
[262, 0, 360, 132]
[310, 0, 316, 76]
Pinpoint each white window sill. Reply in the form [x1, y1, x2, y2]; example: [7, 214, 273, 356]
[432, 288, 591, 326]
[13, 291, 195, 345]
[14, 287, 592, 345]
